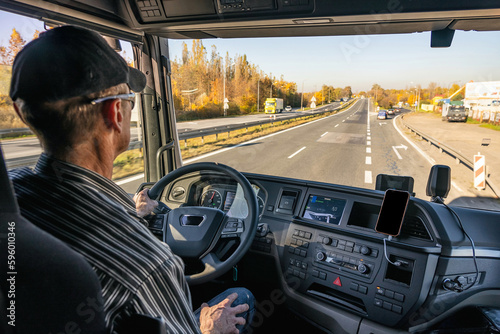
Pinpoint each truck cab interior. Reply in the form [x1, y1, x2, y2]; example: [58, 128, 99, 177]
[1, 1, 500, 333]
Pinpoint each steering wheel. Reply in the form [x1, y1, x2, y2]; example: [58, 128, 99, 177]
[148, 162, 259, 285]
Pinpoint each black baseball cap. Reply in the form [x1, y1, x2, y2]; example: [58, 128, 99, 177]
[9, 25, 146, 103]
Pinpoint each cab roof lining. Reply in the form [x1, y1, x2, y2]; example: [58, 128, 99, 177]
[1, 0, 500, 41]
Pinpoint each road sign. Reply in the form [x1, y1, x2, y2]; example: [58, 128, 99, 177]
[224, 98, 229, 103]
[474, 154, 486, 190]
[224, 103, 229, 110]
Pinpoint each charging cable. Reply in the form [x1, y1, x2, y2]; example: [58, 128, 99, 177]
[383, 236, 402, 266]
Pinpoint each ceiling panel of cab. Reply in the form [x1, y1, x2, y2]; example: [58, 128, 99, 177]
[1, 0, 500, 39]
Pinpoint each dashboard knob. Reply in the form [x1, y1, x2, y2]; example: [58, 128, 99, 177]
[358, 263, 369, 274]
[322, 237, 332, 245]
[360, 246, 371, 255]
[316, 252, 326, 261]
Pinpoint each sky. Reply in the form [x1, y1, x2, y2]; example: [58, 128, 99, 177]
[2, 10, 500, 92]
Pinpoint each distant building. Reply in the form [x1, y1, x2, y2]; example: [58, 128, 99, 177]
[465, 81, 500, 107]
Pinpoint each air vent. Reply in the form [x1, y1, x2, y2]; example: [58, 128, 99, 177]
[401, 216, 431, 240]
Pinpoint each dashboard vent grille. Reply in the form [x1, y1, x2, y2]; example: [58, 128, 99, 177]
[401, 216, 431, 240]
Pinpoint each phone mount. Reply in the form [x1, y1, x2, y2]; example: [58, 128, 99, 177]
[375, 174, 415, 196]
[426, 165, 451, 203]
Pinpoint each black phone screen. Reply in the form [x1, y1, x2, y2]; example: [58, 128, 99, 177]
[375, 189, 410, 236]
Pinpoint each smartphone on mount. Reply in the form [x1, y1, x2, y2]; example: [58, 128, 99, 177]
[375, 189, 410, 237]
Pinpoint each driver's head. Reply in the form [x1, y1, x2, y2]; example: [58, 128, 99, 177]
[9, 25, 146, 158]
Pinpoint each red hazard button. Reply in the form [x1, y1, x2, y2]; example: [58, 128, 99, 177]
[333, 277, 342, 287]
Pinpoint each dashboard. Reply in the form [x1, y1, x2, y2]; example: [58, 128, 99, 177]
[149, 170, 500, 333]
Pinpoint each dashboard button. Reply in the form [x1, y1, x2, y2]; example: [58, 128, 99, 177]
[360, 246, 371, 255]
[394, 293, 405, 302]
[376, 287, 385, 295]
[374, 298, 383, 308]
[383, 301, 392, 310]
[358, 285, 368, 294]
[312, 270, 319, 277]
[385, 290, 395, 299]
[350, 282, 359, 291]
[315, 252, 326, 261]
[392, 305, 403, 314]
[357, 263, 369, 274]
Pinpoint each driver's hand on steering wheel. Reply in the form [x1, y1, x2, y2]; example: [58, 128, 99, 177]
[199, 293, 249, 334]
[133, 189, 159, 217]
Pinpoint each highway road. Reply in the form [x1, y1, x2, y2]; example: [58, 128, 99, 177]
[118, 99, 433, 196]
[181, 99, 433, 198]
[4, 98, 498, 210]
[0, 102, 341, 168]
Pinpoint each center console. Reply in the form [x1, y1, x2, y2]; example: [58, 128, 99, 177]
[280, 192, 439, 328]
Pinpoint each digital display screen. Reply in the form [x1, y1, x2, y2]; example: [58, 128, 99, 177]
[375, 189, 410, 236]
[302, 195, 346, 224]
[224, 191, 235, 211]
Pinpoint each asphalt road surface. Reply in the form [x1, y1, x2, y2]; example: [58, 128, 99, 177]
[181, 99, 432, 198]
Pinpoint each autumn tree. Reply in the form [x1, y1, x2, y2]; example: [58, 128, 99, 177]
[7, 28, 26, 65]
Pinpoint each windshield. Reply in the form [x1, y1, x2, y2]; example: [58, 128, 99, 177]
[0, 10, 498, 212]
[167, 33, 500, 211]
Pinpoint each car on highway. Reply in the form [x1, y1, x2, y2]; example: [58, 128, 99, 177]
[285, 105, 292, 112]
[394, 107, 402, 113]
[387, 108, 395, 115]
[1, 2, 500, 334]
[377, 111, 387, 119]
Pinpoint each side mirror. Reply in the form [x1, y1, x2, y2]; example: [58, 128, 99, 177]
[426, 165, 451, 202]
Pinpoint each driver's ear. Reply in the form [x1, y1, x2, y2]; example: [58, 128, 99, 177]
[101, 99, 124, 133]
[13, 102, 28, 125]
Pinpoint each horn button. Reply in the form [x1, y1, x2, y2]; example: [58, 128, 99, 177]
[166, 207, 226, 258]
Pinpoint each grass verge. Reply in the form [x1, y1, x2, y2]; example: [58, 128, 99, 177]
[467, 118, 500, 131]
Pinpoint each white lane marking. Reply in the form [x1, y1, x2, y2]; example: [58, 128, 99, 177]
[367, 136, 371, 140]
[392, 146, 403, 160]
[342, 120, 345, 122]
[335, 124, 339, 128]
[116, 173, 145, 186]
[367, 141, 371, 146]
[184, 100, 362, 164]
[288, 146, 307, 159]
[392, 144, 408, 160]
[365, 171, 372, 183]
[366, 156, 372, 165]
[321, 132, 328, 137]
[366, 147, 371, 153]
[392, 115, 435, 165]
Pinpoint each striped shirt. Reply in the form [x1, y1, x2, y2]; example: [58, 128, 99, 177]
[10, 154, 202, 333]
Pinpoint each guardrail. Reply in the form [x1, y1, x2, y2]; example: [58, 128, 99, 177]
[4, 100, 356, 169]
[400, 114, 499, 198]
[0, 127, 32, 138]
[176, 101, 352, 142]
